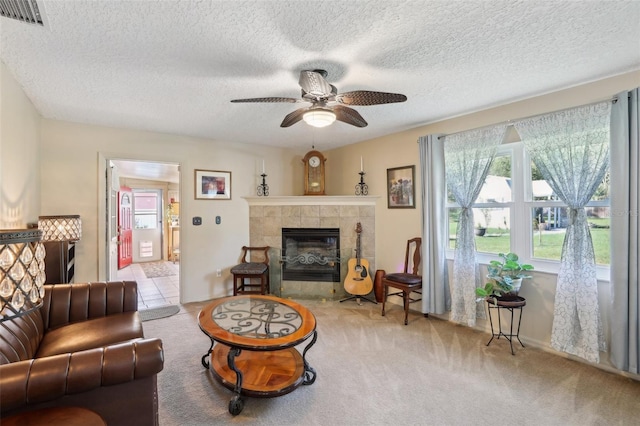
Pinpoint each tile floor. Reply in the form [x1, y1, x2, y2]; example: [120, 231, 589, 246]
[116, 261, 180, 309]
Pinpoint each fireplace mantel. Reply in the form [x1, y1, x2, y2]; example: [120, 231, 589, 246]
[243, 195, 379, 206]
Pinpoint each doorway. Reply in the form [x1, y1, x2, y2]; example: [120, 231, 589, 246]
[107, 158, 181, 308]
[131, 189, 163, 262]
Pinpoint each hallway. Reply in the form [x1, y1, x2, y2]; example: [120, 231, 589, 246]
[116, 261, 180, 309]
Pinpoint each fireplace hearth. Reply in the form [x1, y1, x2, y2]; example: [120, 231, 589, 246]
[281, 228, 340, 282]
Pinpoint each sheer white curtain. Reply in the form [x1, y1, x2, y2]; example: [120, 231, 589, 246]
[515, 102, 611, 363]
[418, 135, 449, 314]
[443, 125, 506, 326]
[610, 88, 640, 373]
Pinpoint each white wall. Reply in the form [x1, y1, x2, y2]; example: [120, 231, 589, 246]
[329, 72, 640, 276]
[4, 56, 639, 373]
[0, 62, 41, 228]
[327, 70, 640, 373]
[39, 119, 296, 303]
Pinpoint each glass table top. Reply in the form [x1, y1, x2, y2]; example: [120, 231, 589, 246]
[198, 295, 316, 350]
[212, 297, 303, 338]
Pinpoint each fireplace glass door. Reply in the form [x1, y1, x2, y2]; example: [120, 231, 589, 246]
[281, 228, 340, 282]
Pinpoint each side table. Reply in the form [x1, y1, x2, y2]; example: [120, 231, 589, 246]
[485, 296, 526, 355]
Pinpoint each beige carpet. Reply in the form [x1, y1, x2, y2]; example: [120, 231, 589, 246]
[142, 299, 640, 425]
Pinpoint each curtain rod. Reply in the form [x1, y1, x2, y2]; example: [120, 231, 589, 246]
[435, 95, 621, 140]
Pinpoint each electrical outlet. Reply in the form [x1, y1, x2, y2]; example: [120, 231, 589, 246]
[216, 269, 221, 277]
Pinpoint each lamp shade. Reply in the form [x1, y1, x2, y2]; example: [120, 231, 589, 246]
[0, 229, 46, 321]
[303, 108, 336, 128]
[38, 215, 82, 242]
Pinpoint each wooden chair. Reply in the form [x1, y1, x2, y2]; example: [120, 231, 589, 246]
[381, 237, 423, 325]
[230, 246, 270, 295]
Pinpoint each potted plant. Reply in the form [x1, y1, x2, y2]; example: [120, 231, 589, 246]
[475, 252, 534, 300]
[475, 223, 487, 237]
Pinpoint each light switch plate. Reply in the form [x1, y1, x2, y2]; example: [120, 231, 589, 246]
[215, 216, 221, 225]
[193, 216, 202, 226]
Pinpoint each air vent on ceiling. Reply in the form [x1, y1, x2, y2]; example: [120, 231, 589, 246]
[0, 0, 44, 26]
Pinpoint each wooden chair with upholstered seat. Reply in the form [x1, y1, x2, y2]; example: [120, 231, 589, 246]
[230, 246, 270, 295]
[381, 237, 424, 325]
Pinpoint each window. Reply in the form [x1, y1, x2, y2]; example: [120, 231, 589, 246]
[447, 152, 513, 255]
[529, 161, 610, 265]
[133, 191, 159, 229]
[446, 138, 611, 267]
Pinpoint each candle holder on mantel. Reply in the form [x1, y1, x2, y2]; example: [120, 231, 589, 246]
[257, 173, 269, 196]
[355, 171, 368, 196]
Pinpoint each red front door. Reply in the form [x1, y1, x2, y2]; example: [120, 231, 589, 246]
[118, 186, 133, 269]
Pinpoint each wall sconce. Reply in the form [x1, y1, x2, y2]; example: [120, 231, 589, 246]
[0, 229, 46, 321]
[38, 215, 81, 284]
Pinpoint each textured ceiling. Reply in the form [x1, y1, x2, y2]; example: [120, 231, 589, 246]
[1, 0, 639, 152]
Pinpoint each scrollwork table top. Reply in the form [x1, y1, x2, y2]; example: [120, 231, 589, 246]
[198, 295, 316, 351]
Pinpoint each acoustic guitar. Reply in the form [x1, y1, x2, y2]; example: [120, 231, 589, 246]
[344, 222, 374, 296]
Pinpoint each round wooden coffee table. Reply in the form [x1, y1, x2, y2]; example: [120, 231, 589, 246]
[198, 295, 317, 415]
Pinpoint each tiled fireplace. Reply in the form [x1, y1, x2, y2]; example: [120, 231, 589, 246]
[244, 196, 377, 299]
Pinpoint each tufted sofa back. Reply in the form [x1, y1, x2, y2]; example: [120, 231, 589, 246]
[0, 281, 138, 365]
[39, 281, 138, 330]
[0, 310, 45, 364]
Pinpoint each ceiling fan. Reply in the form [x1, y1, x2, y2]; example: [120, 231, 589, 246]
[230, 69, 407, 128]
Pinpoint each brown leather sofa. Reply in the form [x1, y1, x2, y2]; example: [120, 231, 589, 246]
[0, 281, 164, 425]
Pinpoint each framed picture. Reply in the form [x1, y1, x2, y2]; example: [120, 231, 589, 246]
[387, 165, 415, 209]
[195, 169, 231, 200]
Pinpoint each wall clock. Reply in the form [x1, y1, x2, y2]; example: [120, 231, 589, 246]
[302, 150, 326, 195]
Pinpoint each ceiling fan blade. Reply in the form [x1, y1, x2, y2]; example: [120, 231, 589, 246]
[231, 97, 299, 103]
[333, 105, 368, 128]
[335, 91, 407, 106]
[280, 107, 309, 127]
[298, 70, 333, 97]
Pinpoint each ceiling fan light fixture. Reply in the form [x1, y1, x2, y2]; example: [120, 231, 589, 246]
[303, 109, 336, 128]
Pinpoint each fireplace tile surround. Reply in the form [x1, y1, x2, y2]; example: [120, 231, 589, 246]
[244, 196, 378, 299]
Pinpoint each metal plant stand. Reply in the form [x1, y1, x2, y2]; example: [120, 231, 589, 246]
[485, 296, 526, 355]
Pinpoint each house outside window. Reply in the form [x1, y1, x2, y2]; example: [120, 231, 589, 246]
[447, 150, 513, 255]
[446, 139, 610, 269]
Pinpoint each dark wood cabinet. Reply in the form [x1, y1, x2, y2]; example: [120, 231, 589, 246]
[44, 241, 75, 284]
